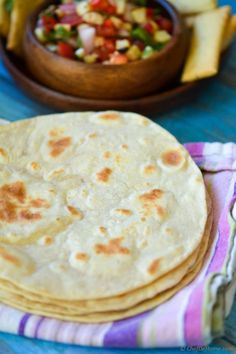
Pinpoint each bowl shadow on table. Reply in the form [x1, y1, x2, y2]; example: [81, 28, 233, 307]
[0, 36, 212, 117]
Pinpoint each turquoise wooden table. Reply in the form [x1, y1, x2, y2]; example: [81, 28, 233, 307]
[0, 1, 236, 352]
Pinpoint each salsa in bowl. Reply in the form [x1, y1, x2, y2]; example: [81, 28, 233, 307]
[23, 0, 188, 99]
[35, 0, 174, 64]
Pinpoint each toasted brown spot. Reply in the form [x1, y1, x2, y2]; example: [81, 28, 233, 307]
[156, 205, 166, 218]
[30, 199, 50, 208]
[49, 127, 65, 137]
[96, 167, 112, 183]
[148, 259, 160, 275]
[31, 162, 40, 170]
[1, 181, 26, 203]
[48, 136, 72, 158]
[20, 210, 41, 221]
[0, 182, 49, 223]
[116, 209, 133, 216]
[95, 237, 130, 256]
[67, 206, 83, 219]
[141, 117, 150, 126]
[98, 112, 120, 121]
[141, 217, 146, 222]
[75, 253, 88, 261]
[0, 247, 21, 266]
[88, 133, 97, 138]
[196, 176, 202, 183]
[43, 236, 53, 245]
[121, 144, 128, 150]
[161, 149, 183, 167]
[165, 227, 173, 235]
[144, 165, 156, 174]
[103, 151, 111, 159]
[99, 226, 107, 235]
[0, 148, 7, 157]
[139, 189, 163, 202]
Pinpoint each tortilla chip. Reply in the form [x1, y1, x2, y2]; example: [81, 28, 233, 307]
[0, 0, 10, 37]
[7, 0, 44, 56]
[168, 0, 217, 15]
[181, 6, 231, 83]
[221, 15, 236, 51]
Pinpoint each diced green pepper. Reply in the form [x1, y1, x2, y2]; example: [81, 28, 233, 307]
[154, 42, 165, 51]
[54, 25, 71, 40]
[131, 27, 152, 46]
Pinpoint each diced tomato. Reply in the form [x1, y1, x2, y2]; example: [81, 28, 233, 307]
[104, 39, 115, 53]
[143, 22, 154, 34]
[133, 40, 145, 51]
[57, 42, 74, 58]
[90, 0, 116, 14]
[96, 23, 117, 37]
[156, 17, 173, 33]
[42, 15, 57, 32]
[146, 8, 154, 18]
[60, 13, 83, 26]
[94, 46, 110, 61]
[103, 18, 113, 28]
[109, 53, 128, 64]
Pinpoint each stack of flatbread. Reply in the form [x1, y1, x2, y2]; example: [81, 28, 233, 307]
[0, 111, 212, 322]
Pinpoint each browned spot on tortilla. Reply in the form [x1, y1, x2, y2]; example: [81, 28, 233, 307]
[75, 253, 88, 261]
[196, 176, 202, 183]
[30, 199, 50, 208]
[121, 144, 128, 150]
[99, 226, 107, 235]
[0, 247, 21, 266]
[0, 148, 7, 157]
[96, 167, 112, 183]
[67, 206, 83, 219]
[20, 210, 41, 221]
[161, 149, 183, 167]
[42, 236, 53, 245]
[141, 217, 146, 222]
[1, 181, 26, 203]
[165, 227, 173, 235]
[88, 133, 97, 138]
[31, 162, 40, 170]
[48, 136, 72, 158]
[115, 154, 122, 164]
[116, 209, 133, 216]
[95, 237, 130, 256]
[0, 182, 49, 223]
[103, 151, 111, 159]
[148, 259, 160, 275]
[49, 127, 65, 137]
[156, 205, 166, 218]
[144, 165, 156, 174]
[139, 189, 163, 202]
[98, 112, 120, 121]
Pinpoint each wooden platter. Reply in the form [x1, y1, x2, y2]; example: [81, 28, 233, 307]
[0, 37, 207, 115]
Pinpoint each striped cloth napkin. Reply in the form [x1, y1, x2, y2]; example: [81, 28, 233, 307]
[0, 135, 235, 348]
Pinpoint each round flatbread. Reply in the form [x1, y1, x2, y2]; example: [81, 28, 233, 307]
[0, 112, 207, 300]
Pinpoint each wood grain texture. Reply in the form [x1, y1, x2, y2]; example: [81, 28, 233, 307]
[0, 0, 235, 352]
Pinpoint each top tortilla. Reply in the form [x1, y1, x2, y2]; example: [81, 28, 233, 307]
[0, 112, 207, 300]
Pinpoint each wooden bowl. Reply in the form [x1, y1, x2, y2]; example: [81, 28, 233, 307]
[23, 0, 188, 100]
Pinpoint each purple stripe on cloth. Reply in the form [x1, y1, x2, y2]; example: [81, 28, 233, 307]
[185, 143, 204, 156]
[103, 311, 149, 348]
[34, 317, 45, 337]
[18, 314, 31, 336]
